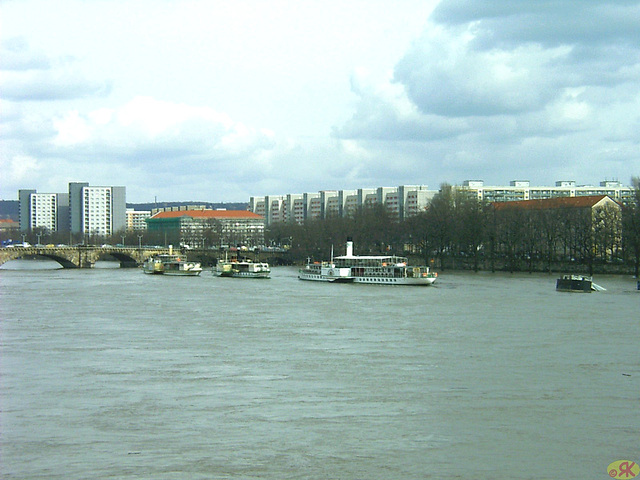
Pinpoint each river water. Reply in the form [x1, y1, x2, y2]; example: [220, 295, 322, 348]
[1, 260, 638, 479]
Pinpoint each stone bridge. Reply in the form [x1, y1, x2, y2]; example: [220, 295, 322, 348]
[0, 246, 172, 268]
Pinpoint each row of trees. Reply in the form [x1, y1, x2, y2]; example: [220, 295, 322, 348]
[266, 178, 640, 276]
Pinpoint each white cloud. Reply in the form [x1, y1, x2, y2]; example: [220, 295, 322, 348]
[53, 111, 92, 145]
[1, 0, 638, 202]
[394, 26, 573, 117]
[47, 97, 277, 161]
[9, 155, 42, 183]
[334, 1, 640, 187]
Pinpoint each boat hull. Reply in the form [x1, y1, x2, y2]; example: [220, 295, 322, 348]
[142, 260, 164, 274]
[214, 261, 271, 279]
[143, 266, 163, 274]
[352, 276, 436, 285]
[142, 255, 202, 276]
[556, 276, 592, 292]
[214, 270, 270, 278]
[298, 264, 354, 283]
[298, 272, 354, 283]
[163, 269, 202, 276]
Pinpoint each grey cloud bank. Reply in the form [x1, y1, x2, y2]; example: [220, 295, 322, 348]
[1, 0, 638, 203]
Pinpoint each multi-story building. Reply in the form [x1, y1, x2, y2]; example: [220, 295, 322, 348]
[18, 189, 35, 232]
[145, 209, 266, 248]
[399, 185, 434, 219]
[248, 196, 285, 226]
[18, 189, 69, 233]
[126, 208, 151, 231]
[19, 182, 125, 235]
[285, 194, 303, 223]
[249, 179, 634, 227]
[68, 182, 89, 234]
[250, 185, 436, 226]
[69, 183, 126, 236]
[459, 180, 634, 204]
[30, 193, 58, 232]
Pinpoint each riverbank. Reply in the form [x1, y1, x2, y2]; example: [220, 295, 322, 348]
[421, 255, 637, 276]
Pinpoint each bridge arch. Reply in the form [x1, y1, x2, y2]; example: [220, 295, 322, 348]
[0, 246, 171, 269]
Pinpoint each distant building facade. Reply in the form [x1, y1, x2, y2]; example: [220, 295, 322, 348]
[19, 182, 126, 236]
[250, 180, 635, 227]
[458, 180, 634, 204]
[126, 208, 151, 231]
[145, 209, 266, 247]
[151, 205, 208, 215]
[250, 185, 437, 226]
[0, 219, 19, 234]
[18, 189, 69, 233]
[68, 183, 126, 236]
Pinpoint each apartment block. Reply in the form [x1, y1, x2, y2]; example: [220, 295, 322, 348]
[250, 179, 634, 226]
[19, 182, 126, 235]
[70, 184, 126, 235]
[126, 208, 151, 231]
[458, 180, 634, 204]
[250, 185, 436, 226]
[18, 189, 69, 233]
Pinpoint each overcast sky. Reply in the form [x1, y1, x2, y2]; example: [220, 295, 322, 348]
[2, 0, 639, 203]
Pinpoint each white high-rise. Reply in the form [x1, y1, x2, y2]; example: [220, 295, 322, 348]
[18, 189, 69, 233]
[30, 193, 58, 232]
[18, 182, 126, 235]
[78, 185, 126, 236]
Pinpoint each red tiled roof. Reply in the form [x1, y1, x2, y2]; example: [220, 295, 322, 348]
[151, 209, 264, 219]
[491, 195, 616, 211]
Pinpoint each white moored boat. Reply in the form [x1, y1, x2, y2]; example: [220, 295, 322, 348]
[331, 239, 437, 286]
[162, 257, 203, 276]
[555, 274, 605, 292]
[142, 255, 166, 274]
[142, 247, 202, 276]
[298, 260, 354, 283]
[298, 245, 354, 283]
[214, 259, 271, 278]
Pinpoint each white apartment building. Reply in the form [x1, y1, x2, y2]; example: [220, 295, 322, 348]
[402, 186, 435, 217]
[250, 179, 633, 226]
[77, 185, 126, 236]
[18, 189, 70, 233]
[29, 193, 58, 232]
[126, 208, 151, 231]
[286, 194, 304, 224]
[459, 180, 634, 204]
[250, 185, 435, 226]
[83, 187, 112, 236]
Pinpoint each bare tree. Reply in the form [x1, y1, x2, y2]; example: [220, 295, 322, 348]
[623, 177, 640, 277]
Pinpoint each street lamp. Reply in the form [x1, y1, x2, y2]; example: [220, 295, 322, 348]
[138, 234, 143, 250]
[121, 235, 126, 247]
[36, 233, 41, 246]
